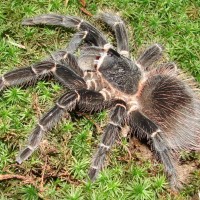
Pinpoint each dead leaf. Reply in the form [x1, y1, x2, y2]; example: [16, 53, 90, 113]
[80, 7, 93, 17]
[80, 0, 86, 7]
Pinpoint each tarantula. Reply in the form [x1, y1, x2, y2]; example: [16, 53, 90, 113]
[1, 12, 199, 190]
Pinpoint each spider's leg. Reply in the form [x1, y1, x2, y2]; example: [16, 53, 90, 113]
[98, 12, 129, 57]
[137, 44, 163, 70]
[16, 89, 106, 163]
[50, 30, 89, 60]
[0, 61, 56, 91]
[88, 100, 127, 181]
[16, 91, 79, 164]
[128, 110, 180, 189]
[0, 60, 86, 92]
[22, 14, 107, 47]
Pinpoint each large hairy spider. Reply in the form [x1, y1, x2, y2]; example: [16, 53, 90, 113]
[1, 12, 200, 190]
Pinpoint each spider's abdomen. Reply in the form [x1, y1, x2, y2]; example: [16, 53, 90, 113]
[138, 75, 192, 119]
[138, 74, 200, 150]
[98, 50, 141, 94]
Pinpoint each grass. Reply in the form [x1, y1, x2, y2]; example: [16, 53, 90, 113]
[0, 0, 199, 199]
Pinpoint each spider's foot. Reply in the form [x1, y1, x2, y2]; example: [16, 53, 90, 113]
[88, 166, 99, 182]
[16, 147, 34, 164]
[22, 14, 64, 26]
[0, 77, 4, 91]
[22, 18, 35, 25]
[168, 171, 183, 191]
[169, 177, 183, 191]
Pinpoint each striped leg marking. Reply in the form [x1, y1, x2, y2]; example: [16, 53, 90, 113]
[16, 91, 79, 164]
[0, 61, 56, 92]
[98, 12, 129, 57]
[22, 14, 107, 47]
[88, 101, 127, 181]
[137, 44, 163, 70]
[128, 110, 180, 189]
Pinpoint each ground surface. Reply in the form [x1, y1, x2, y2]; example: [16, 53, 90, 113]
[0, 0, 200, 199]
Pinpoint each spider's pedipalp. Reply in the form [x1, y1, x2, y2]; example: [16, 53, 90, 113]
[16, 91, 79, 164]
[88, 101, 127, 181]
[137, 43, 163, 70]
[48, 51, 83, 77]
[22, 14, 107, 47]
[98, 12, 129, 57]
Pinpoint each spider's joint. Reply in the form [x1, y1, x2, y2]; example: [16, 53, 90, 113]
[31, 66, 38, 74]
[120, 50, 129, 57]
[128, 101, 139, 114]
[77, 19, 84, 29]
[109, 121, 121, 128]
[113, 21, 123, 26]
[121, 125, 130, 137]
[94, 60, 99, 65]
[134, 60, 143, 70]
[83, 31, 88, 39]
[91, 165, 98, 169]
[86, 80, 97, 90]
[103, 43, 112, 52]
[51, 63, 57, 73]
[63, 52, 69, 60]
[115, 103, 127, 110]
[27, 145, 35, 151]
[56, 102, 66, 109]
[38, 123, 46, 131]
[74, 90, 80, 102]
[1, 76, 10, 86]
[97, 52, 107, 69]
[151, 129, 162, 138]
[99, 143, 110, 150]
[99, 88, 112, 100]
[155, 43, 163, 52]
